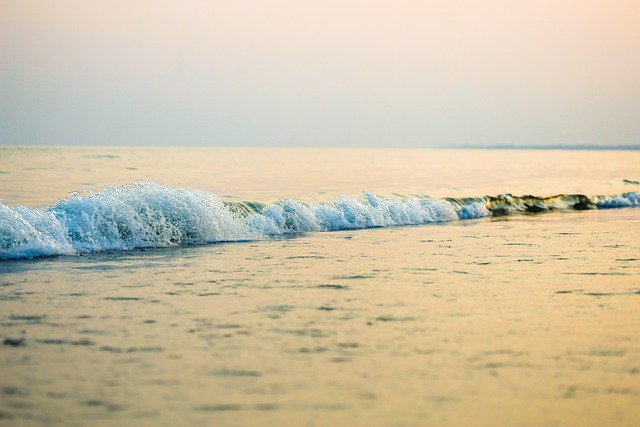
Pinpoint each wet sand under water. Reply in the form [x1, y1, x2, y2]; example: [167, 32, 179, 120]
[1, 208, 639, 427]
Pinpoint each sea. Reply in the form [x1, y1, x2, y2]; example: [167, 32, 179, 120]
[1, 146, 639, 426]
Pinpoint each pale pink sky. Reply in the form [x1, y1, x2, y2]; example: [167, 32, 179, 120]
[1, 0, 639, 146]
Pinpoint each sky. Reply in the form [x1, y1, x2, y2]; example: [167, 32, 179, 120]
[1, 0, 639, 147]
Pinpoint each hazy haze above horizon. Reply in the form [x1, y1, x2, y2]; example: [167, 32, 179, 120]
[1, 0, 639, 147]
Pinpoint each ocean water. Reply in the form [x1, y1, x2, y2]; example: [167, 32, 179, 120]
[1, 147, 639, 426]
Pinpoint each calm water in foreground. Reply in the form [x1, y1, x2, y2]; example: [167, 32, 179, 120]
[1, 147, 639, 426]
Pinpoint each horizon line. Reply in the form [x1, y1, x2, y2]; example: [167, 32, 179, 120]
[1, 144, 639, 151]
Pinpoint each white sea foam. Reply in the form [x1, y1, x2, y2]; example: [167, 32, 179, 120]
[0, 202, 74, 259]
[50, 182, 252, 254]
[594, 192, 640, 208]
[2, 182, 636, 260]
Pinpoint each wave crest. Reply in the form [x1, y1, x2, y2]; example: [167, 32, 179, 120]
[1, 181, 637, 260]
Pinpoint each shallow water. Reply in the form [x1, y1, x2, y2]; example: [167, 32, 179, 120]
[1, 147, 639, 426]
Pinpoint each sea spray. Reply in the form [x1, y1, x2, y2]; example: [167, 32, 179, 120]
[0, 202, 73, 259]
[1, 181, 638, 260]
[50, 182, 252, 253]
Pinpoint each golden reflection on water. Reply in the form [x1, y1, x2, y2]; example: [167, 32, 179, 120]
[1, 209, 639, 426]
[1, 147, 639, 426]
[1, 146, 638, 207]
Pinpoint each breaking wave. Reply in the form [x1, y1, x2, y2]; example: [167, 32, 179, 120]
[1, 181, 638, 260]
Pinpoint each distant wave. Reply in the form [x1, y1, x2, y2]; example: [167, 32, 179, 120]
[1, 181, 638, 260]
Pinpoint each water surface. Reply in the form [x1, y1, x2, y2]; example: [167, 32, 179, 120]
[1, 147, 639, 426]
